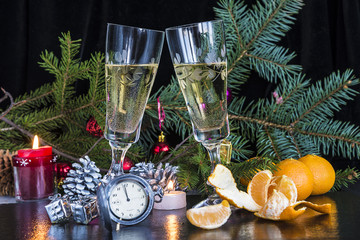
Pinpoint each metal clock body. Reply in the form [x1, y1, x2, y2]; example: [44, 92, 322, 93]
[97, 174, 163, 230]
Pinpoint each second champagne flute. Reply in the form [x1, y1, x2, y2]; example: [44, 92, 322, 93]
[166, 20, 230, 206]
[104, 24, 165, 182]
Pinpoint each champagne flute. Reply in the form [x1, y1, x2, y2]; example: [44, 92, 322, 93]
[104, 23, 165, 183]
[166, 20, 230, 206]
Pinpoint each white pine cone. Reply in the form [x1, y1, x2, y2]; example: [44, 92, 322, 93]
[62, 156, 102, 200]
[130, 162, 179, 191]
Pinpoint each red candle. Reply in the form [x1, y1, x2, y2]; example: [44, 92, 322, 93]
[18, 135, 52, 158]
[12, 135, 55, 201]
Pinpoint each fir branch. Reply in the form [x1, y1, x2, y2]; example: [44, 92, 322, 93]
[32, 98, 104, 126]
[81, 136, 105, 157]
[13, 90, 54, 110]
[246, 0, 304, 48]
[0, 116, 79, 162]
[264, 125, 281, 160]
[331, 167, 360, 192]
[160, 133, 194, 163]
[246, 47, 302, 82]
[292, 70, 358, 125]
[0, 88, 14, 120]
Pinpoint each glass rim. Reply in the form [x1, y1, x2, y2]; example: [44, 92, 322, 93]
[165, 19, 223, 31]
[107, 23, 165, 34]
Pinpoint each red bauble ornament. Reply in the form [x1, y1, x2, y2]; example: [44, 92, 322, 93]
[123, 157, 134, 172]
[86, 116, 103, 137]
[153, 132, 170, 154]
[55, 162, 72, 179]
[55, 162, 72, 191]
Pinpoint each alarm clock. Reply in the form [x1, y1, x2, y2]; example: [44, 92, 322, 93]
[97, 174, 163, 231]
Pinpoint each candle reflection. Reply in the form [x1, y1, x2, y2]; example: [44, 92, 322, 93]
[28, 219, 51, 240]
[166, 214, 180, 240]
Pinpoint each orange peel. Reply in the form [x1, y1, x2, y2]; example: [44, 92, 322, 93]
[208, 164, 261, 212]
[208, 164, 237, 189]
[216, 186, 261, 212]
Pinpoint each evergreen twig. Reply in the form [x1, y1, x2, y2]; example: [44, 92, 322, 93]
[331, 167, 360, 192]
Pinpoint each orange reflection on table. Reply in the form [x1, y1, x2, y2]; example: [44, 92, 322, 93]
[28, 219, 51, 240]
[165, 214, 180, 240]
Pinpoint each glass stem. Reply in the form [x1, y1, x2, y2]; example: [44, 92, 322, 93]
[103, 141, 131, 183]
[202, 141, 222, 173]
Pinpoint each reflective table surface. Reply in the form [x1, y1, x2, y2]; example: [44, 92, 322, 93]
[0, 189, 360, 240]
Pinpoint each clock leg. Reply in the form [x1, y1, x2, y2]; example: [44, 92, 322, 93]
[116, 222, 121, 231]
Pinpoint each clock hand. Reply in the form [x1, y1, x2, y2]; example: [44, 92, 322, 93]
[123, 184, 130, 202]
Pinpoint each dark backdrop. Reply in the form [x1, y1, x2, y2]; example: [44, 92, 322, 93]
[0, 0, 360, 164]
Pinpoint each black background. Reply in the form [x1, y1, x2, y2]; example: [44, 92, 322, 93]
[0, 0, 360, 164]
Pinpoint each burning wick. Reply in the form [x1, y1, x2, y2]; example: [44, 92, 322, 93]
[167, 180, 174, 193]
[33, 135, 39, 149]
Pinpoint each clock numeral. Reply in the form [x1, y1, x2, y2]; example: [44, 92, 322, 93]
[121, 212, 124, 216]
[116, 187, 121, 191]
[140, 203, 144, 206]
[112, 193, 117, 197]
[129, 213, 133, 217]
[115, 208, 119, 212]
[137, 209, 140, 213]
[132, 184, 135, 188]
[137, 188, 142, 192]
[124, 183, 128, 187]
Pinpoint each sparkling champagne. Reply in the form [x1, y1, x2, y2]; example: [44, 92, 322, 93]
[105, 64, 158, 140]
[174, 62, 227, 133]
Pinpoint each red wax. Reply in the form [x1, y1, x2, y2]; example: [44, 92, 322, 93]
[18, 146, 52, 158]
[13, 146, 55, 201]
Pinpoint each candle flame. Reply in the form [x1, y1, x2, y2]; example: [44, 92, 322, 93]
[167, 180, 174, 191]
[33, 135, 39, 149]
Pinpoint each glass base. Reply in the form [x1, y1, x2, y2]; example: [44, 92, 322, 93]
[192, 193, 223, 208]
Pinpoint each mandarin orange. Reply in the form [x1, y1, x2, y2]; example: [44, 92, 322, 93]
[273, 159, 314, 200]
[298, 154, 335, 195]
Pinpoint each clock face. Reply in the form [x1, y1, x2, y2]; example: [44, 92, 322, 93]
[109, 180, 149, 220]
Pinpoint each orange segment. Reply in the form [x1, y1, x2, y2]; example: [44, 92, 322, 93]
[208, 164, 236, 189]
[216, 186, 261, 212]
[270, 175, 297, 205]
[247, 170, 272, 206]
[255, 190, 290, 220]
[186, 200, 231, 230]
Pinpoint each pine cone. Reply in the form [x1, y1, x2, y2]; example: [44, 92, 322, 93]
[0, 150, 16, 196]
[130, 162, 179, 191]
[62, 156, 102, 200]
